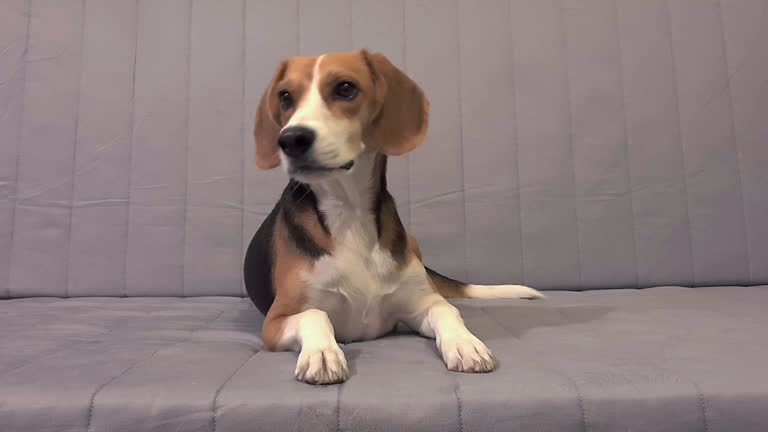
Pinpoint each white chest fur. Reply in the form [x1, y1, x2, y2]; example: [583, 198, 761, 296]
[304, 217, 401, 341]
[300, 155, 431, 342]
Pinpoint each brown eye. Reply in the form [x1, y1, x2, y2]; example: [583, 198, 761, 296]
[278, 90, 293, 111]
[333, 81, 358, 100]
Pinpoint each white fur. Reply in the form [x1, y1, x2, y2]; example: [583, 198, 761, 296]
[294, 151, 504, 374]
[279, 309, 349, 384]
[301, 152, 417, 342]
[415, 300, 496, 372]
[283, 55, 363, 178]
[275, 54, 540, 384]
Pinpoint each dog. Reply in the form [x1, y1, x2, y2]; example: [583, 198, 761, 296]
[244, 50, 543, 385]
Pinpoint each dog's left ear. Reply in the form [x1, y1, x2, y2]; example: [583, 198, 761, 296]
[254, 61, 288, 169]
[362, 50, 430, 156]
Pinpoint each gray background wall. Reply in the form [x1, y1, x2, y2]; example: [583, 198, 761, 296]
[1, 0, 766, 297]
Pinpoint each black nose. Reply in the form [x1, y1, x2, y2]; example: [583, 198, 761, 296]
[278, 126, 315, 158]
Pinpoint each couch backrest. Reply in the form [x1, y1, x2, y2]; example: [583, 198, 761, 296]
[1, 0, 766, 297]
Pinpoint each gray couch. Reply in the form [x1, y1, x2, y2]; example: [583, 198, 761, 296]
[1, 1, 766, 431]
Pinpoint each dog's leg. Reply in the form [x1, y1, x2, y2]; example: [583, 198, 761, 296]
[403, 293, 495, 373]
[263, 309, 349, 384]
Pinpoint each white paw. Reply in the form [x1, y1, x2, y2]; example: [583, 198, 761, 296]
[295, 343, 349, 385]
[439, 332, 495, 373]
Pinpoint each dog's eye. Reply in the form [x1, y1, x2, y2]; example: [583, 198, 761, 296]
[333, 81, 358, 100]
[278, 90, 293, 111]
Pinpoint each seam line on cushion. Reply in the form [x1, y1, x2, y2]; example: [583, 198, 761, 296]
[212, 349, 259, 432]
[402, 0, 411, 230]
[123, 0, 140, 297]
[4, 0, 32, 299]
[64, 0, 88, 298]
[454, 380, 465, 432]
[181, 0, 193, 297]
[560, 1, 583, 289]
[509, 0, 526, 285]
[566, 374, 589, 432]
[716, 0, 752, 284]
[455, 0, 468, 281]
[612, 0, 640, 288]
[663, 0, 697, 286]
[239, 0, 247, 297]
[86, 305, 232, 431]
[336, 379, 342, 432]
[347, 0, 353, 48]
[693, 381, 710, 432]
[296, 0, 301, 54]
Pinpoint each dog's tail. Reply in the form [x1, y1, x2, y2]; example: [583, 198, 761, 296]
[425, 266, 544, 299]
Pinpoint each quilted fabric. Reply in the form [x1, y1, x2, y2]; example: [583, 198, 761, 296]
[1, 286, 768, 432]
[1, 0, 767, 298]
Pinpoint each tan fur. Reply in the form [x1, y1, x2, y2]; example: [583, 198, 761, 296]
[261, 215, 312, 351]
[315, 52, 379, 122]
[254, 57, 316, 169]
[371, 155, 402, 263]
[254, 61, 287, 169]
[254, 50, 429, 170]
[361, 50, 430, 155]
[293, 209, 334, 254]
[407, 233, 422, 261]
[251, 50, 540, 384]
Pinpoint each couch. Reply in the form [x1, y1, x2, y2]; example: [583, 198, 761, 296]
[1, 1, 766, 431]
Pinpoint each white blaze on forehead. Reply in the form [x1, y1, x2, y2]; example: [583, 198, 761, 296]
[282, 54, 363, 170]
[286, 55, 329, 128]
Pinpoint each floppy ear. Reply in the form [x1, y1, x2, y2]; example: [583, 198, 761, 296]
[254, 61, 288, 169]
[362, 50, 430, 156]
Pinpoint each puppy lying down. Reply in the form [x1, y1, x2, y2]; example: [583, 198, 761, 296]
[244, 50, 542, 384]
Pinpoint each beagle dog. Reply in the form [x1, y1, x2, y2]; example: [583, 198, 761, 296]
[244, 50, 542, 385]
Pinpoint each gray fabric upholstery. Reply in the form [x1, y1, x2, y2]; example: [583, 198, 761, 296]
[1, 286, 767, 431]
[2, 1, 767, 430]
[1, 0, 766, 298]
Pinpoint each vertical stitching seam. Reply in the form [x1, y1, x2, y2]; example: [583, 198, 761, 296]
[562, 373, 589, 432]
[212, 350, 259, 432]
[716, 0, 752, 284]
[64, 0, 88, 298]
[455, 0, 469, 281]
[181, 0, 193, 297]
[297, 0, 302, 55]
[347, 0, 352, 49]
[402, 0, 411, 230]
[336, 382, 342, 432]
[509, 0, 526, 285]
[613, 0, 640, 288]
[664, 0, 697, 286]
[123, 0, 140, 297]
[5, 0, 33, 298]
[693, 382, 710, 432]
[239, 0, 247, 297]
[575, 380, 589, 432]
[454, 380, 465, 432]
[560, 1, 583, 289]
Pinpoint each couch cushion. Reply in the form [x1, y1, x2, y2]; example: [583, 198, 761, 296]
[1, 286, 766, 432]
[3, 1, 767, 298]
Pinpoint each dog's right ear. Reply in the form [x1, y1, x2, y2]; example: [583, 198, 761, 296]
[254, 61, 288, 169]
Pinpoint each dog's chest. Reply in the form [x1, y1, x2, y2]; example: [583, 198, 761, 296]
[302, 206, 403, 342]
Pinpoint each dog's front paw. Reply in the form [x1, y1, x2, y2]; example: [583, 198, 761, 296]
[439, 332, 495, 373]
[295, 343, 349, 384]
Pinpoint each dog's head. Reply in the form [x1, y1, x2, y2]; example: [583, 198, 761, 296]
[254, 50, 429, 182]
